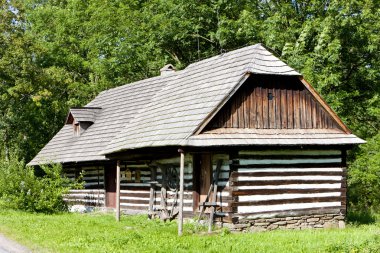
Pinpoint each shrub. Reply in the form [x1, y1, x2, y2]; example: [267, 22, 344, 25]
[0, 155, 78, 213]
[348, 133, 380, 213]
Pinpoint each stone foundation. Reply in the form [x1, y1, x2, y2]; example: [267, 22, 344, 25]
[223, 213, 345, 232]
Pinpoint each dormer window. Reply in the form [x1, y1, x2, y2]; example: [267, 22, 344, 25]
[65, 107, 101, 136]
[74, 122, 80, 136]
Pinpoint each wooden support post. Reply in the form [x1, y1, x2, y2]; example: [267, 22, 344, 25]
[149, 182, 156, 218]
[148, 167, 157, 218]
[116, 160, 121, 222]
[178, 149, 185, 236]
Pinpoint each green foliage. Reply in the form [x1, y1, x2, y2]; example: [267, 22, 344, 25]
[348, 133, 380, 211]
[0, 156, 78, 213]
[326, 234, 380, 253]
[0, 211, 379, 253]
[347, 209, 377, 225]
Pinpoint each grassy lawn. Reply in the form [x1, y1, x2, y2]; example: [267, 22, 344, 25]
[0, 210, 379, 253]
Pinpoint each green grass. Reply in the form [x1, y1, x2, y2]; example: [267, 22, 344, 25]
[0, 210, 379, 253]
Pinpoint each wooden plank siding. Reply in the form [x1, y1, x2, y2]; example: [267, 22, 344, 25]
[119, 156, 194, 215]
[64, 166, 105, 189]
[230, 149, 346, 219]
[204, 75, 342, 131]
[64, 189, 105, 206]
[211, 154, 233, 216]
[63, 166, 105, 206]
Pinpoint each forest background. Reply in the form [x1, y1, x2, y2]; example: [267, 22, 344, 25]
[0, 0, 379, 212]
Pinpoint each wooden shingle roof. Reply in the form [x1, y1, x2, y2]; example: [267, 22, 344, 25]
[66, 107, 101, 124]
[28, 44, 364, 165]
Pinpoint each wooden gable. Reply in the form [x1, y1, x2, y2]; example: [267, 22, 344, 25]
[203, 75, 347, 132]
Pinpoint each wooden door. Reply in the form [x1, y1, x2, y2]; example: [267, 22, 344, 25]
[105, 165, 116, 208]
[199, 154, 212, 206]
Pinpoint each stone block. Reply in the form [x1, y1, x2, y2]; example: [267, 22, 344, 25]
[323, 222, 338, 229]
[233, 224, 250, 229]
[249, 226, 267, 233]
[267, 224, 279, 230]
[255, 222, 270, 226]
[286, 220, 297, 224]
[285, 217, 294, 221]
[286, 224, 298, 229]
[335, 216, 345, 220]
[339, 221, 345, 229]
[307, 218, 320, 222]
[273, 221, 287, 225]
[267, 218, 281, 222]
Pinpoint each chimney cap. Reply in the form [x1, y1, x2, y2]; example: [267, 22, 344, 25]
[160, 64, 176, 76]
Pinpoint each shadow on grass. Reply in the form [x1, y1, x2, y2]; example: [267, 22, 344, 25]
[347, 210, 377, 225]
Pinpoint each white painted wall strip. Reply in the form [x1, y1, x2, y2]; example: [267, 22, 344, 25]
[120, 203, 193, 212]
[237, 202, 342, 213]
[237, 176, 342, 181]
[64, 199, 104, 204]
[217, 181, 229, 187]
[239, 150, 341, 156]
[239, 158, 341, 165]
[237, 183, 342, 190]
[239, 192, 341, 201]
[120, 196, 193, 203]
[69, 189, 105, 193]
[237, 167, 343, 173]
[66, 194, 105, 198]
[120, 190, 193, 195]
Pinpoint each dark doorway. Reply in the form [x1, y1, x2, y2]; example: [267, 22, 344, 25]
[193, 154, 212, 212]
[105, 165, 116, 208]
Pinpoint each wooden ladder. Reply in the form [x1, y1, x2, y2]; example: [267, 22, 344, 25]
[197, 159, 223, 233]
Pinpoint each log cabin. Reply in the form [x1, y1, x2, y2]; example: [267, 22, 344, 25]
[29, 44, 365, 231]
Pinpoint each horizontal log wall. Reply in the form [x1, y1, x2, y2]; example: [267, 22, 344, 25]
[63, 166, 105, 206]
[211, 154, 233, 214]
[64, 189, 105, 206]
[63, 166, 104, 189]
[230, 149, 346, 220]
[120, 155, 194, 215]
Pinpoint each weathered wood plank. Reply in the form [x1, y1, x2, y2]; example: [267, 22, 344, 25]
[256, 86, 263, 128]
[232, 188, 346, 196]
[281, 87, 287, 129]
[275, 85, 282, 129]
[233, 163, 342, 169]
[269, 81, 275, 128]
[230, 171, 342, 178]
[262, 86, 269, 128]
[287, 89, 293, 128]
[232, 196, 345, 207]
[230, 180, 342, 186]
[249, 85, 256, 128]
[234, 206, 344, 218]
[293, 89, 300, 128]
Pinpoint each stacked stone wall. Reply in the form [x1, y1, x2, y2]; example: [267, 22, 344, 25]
[222, 213, 345, 232]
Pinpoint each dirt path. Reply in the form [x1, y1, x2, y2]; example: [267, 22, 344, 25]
[0, 234, 30, 253]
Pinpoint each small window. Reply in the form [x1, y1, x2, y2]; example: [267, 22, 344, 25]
[268, 93, 274, 100]
[74, 123, 80, 136]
